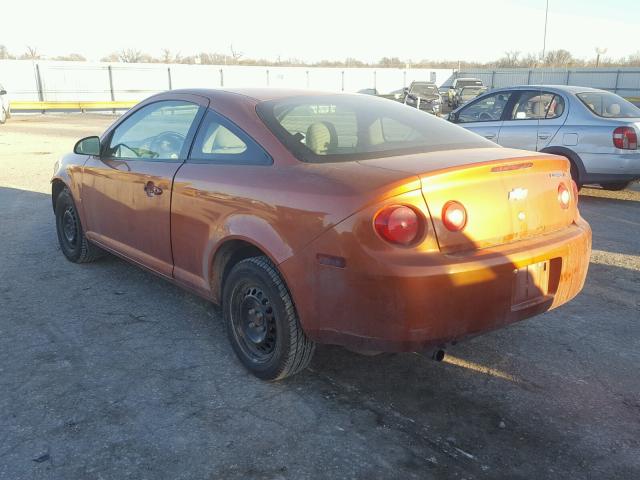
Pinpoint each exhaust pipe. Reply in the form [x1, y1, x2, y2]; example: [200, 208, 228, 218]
[432, 349, 446, 362]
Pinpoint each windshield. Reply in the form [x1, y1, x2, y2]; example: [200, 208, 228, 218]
[256, 94, 493, 163]
[457, 80, 483, 88]
[577, 91, 640, 118]
[410, 84, 438, 96]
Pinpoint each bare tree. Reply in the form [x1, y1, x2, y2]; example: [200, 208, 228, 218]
[230, 44, 243, 62]
[20, 46, 40, 60]
[497, 51, 521, 68]
[118, 49, 144, 63]
[543, 49, 574, 67]
[52, 53, 86, 61]
[0, 45, 11, 59]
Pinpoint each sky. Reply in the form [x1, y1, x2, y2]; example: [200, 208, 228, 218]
[3, 0, 640, 63]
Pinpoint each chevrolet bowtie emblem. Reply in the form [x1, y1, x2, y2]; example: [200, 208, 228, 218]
[508, 187, 528, 201]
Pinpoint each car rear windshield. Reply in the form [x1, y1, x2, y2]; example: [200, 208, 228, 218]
[411, 84, 438, 95]
[457, 80, 483, 88]
[577, 92, 640, 118]
[256, 94, 492, 163]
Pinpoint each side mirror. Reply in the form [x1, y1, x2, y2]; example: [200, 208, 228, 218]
[403, 87, 409, 94]
[0, 90, 6, 96]
[74, 136, 101, 156]
[448, 111, 458, 123]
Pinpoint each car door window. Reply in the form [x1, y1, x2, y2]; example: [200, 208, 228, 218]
[107, 101, 200, 160]
[509, 92, 564, 120]
[189, 109, 271, 165]
[457, 92, 512, 123]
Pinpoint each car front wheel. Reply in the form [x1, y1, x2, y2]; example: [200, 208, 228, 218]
[55, 188, 104, 263]
[223, 256, 315, 381]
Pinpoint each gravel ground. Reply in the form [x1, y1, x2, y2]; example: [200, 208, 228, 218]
[0, 114, 639, 479]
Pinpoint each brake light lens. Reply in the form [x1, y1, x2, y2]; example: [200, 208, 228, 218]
[442, 201, 467, 231]
[374, 205, 422, 246]
[612, 127, 638, 150]
[558, 183, 570, 209]
[570, 179, 579, 206]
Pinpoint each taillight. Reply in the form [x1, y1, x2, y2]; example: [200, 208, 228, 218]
[570, 179, 579, 206]
[558, 183, 570, 209]
[374, 205, 423, 246]
[613, 127, 638, 150]
[442, 201, 467, 231]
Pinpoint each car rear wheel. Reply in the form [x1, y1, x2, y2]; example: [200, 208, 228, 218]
[601, 182, 631, 191]
[223, 256, 315, 381]
[55, 188, 105, 263]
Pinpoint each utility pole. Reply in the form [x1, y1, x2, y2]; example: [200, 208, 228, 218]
[595, 47, 607, 68]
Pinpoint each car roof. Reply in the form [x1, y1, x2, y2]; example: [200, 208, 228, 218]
[490, 84, 607, 95]
[165, 88, 335, 102]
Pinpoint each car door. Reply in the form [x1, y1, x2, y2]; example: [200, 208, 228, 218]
[498, 90, 565, 151]
[170, 108, 273, 295]
[453, 91, 514, 143]
[81, 95, 207, 277]
[534, 93, 568, 150]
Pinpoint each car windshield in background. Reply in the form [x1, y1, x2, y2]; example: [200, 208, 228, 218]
[457, 80, 483, 88]
[411, 84, 438, 96]
[577, 92, 640, 118]
[256, 95, 492, 163]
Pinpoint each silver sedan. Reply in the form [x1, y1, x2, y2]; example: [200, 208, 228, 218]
[447, 85, 640, 190]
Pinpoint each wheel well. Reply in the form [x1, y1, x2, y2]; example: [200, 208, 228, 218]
[51, 179, 67, 212]
[211, 240, 266, 304]
[539, 147, 586, 185]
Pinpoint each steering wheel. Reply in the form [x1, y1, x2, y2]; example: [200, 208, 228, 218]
[149, 131, 185, 158]
[479, 112, 494, 121]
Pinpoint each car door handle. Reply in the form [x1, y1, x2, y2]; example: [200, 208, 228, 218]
[483, 134, 496, 139]
[538, 133, 550, 140]
[144, 181, 163, 197]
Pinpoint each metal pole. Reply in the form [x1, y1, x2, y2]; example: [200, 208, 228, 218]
[403, 70, 407, 88]
[34, 63, 45, 113]
[108, 65, 116, 114]
[566, 70, 571, 85]
[373, 71, 377, 90]
[491, 70, 496, 89]
[341, 71, 344, 91]
[527, 70, 532, 85]
[306, 70, 309, 88]
[167, 67, 172, 90]
[219, 68, 224, 87]
[266, 69, 270, 86]
[614, 70, 621, 95]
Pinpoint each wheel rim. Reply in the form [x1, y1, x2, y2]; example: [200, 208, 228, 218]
[231, 285, 277, 363]
[61, 206, 78, 247]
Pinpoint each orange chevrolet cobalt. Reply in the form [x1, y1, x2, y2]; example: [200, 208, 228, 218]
[52, 89, 591, 380]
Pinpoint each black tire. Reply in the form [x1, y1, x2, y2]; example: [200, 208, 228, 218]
[55, 188, 104, 263]
[601, 182, 630, 191]
[223, 256, 315, 380]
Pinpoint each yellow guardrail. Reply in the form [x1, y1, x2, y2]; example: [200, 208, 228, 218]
[11, 101, 138, 111]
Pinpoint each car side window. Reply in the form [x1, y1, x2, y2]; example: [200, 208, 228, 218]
[508, 92, 565, 120]
[189, 109, 271, 165]
[106, 101, 200, 160]
[457, 92, 512, 123]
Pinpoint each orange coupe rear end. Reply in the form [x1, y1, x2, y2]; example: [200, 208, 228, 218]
[52, 89, 591, 380]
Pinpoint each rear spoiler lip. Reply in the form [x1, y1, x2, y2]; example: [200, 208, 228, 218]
[418, 153, 567, 180]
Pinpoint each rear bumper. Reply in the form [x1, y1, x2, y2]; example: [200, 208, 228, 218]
[581, 152, 640, 179]
[281, 218, 591, 352]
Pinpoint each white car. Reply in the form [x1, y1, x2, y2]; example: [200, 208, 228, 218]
[0, 83, 10, 124]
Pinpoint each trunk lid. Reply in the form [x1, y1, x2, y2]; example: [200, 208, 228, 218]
[359, 148, 577, 253]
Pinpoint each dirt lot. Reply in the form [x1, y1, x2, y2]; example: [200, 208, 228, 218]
[1, 114, 639, 479]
